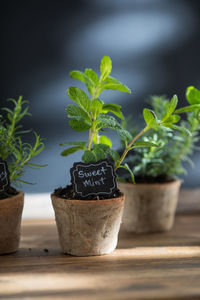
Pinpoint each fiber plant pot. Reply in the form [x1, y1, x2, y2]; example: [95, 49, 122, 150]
[118, 180, 181, 233]
[0, 191, 24, 255]
[51, 193, 125, 256]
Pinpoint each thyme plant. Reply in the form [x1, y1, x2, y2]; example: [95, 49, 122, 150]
[119, 86, 200, 182]
[61, 56, 194, 182]
[0, 96, 45, 187]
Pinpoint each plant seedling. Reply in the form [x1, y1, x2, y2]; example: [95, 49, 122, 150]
[61, 56, 198, 184]
[0, 96, 46, 197]
[118, 86, 200, 182]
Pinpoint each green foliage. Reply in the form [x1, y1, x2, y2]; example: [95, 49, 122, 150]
[162, 95, 178, 121]
[69, 56, 130, 99]
[131, 141, 160, 148]
[118, 163, 135, 184]
[143, 108, 159, 130]
[186, 86, 200, 105]
[62, 56, 198, 184]
[82, 144, 109, 163]
[100, 56, 112, 81]
[102, 103, 124, 120]
[68, 119, 91, 132]
[62, 56, 132, 164]
[67, 87, 91, 113]
[120, 88, 200, 182]
[93, 135, 112, 147]
[0, 96, 46, 186]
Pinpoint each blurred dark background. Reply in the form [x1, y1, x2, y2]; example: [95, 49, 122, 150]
[1, 0, 200, 192]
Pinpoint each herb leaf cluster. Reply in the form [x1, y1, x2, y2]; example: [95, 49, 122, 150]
[62, 56, 198, 183]
[62, 56, 131, 164]
[0, 96, 46, 186]
[120, 87, 200, 181]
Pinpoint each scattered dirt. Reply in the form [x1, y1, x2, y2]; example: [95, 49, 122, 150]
[54, 184, 121, 200]
[0, 186, 18, 200]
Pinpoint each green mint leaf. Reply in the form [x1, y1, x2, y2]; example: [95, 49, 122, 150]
[84, 68, 99, 85]
[69, 120, 91, 132]
[66, 104, 91, 122]
[131, 141, 160, 148]
[91, 99, 103, 119]
[93, 134, 112, 147]
[102, 103, 124, 120]
[61, 146, 83, 156]
[106, 76, 131, 92]
[108, 149, 120, 163]
[143, 108, 158, 130]
[82, 150, 96, 163]
[93, 143, 110, 152]
[186, 86, 200, 105]
[163, 114, 180, 124]
[70, 71, 86, 83]
[87, 86, 96, 98]
[92, 147, 106, 161]
[117, 129, 132, 144]
[70, 70, 97, 97]
[96, 115, 122, 130]
[93, 143, 109, 151]
[99, 135, 112, 147]
[175, 104, 200, 114]
[67, 87, 91, 113]
[100, 56, 112, 81]
[60, 141, 87, 147]
[162, 95, 178, 122]
[92, 144, 111, 161]
[118, 163, 135, 184]
[97, 81, 131, 96]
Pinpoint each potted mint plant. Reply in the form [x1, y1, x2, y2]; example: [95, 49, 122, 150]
[118, 86, 200, 233]
[51, 56, 180, 256]
[0, 96, 45, 254]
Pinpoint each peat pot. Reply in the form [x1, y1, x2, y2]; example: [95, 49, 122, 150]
[51, 193, 125, 256]
[118, 180, 181, 233]
[0, 191, 24, 255]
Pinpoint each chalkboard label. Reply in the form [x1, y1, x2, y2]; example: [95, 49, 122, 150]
[70, 159, 117, 198]
[0, 158, 10, 194]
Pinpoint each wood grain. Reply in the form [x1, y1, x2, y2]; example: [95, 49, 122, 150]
[0, 189, 200, 300]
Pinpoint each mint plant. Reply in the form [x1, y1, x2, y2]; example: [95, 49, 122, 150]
[118, 86, 200, 182]
[0, 96, 46, 187]
[61, 56, 131, 162]
[61, 56, 195, 183]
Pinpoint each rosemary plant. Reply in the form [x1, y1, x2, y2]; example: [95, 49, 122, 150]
[0, 96, 46, 187]
[119, 86, 200, 182]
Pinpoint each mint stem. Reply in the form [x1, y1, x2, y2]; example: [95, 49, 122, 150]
[114, 126, 149, 171]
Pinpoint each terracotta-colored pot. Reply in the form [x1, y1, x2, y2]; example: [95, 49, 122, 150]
[0, 191, 24, 255]
[118, 180, 181, 233]
[51, 194, 125, 256]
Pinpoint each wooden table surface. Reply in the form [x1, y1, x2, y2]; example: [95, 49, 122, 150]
[0, 189, 200, 300]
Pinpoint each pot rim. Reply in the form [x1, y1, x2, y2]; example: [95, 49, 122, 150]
[51, 192, 125, 205]
[0, 191, 24, 203]
[117, 179, 181, 188]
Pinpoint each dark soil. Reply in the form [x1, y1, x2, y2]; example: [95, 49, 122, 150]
[124, 175, 176, 184]
[0, 186, 18, 200]
[54, 184, 122, 200]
